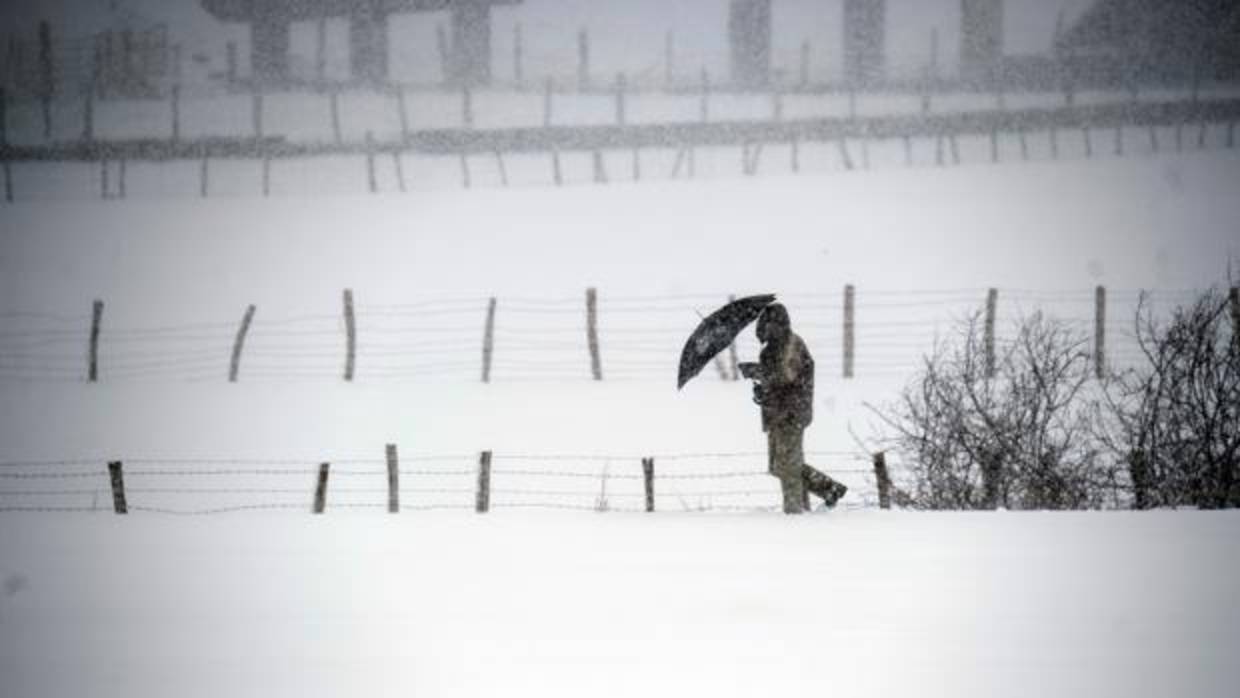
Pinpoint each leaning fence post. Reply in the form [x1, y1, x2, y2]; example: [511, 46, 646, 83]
[614, 72, 627, 126]
[1094, 285, 1106, 379]
[843, 284, 855, 379]
[642, 457, 655, 513]
[386, 444, 399, 514]
[89, 299, 103, 382]
[395, 86, 409, 141]
[461, 85, 473, 128]
[107, 461, 127, 514]
[543, 77, 554, 127]
[873, 452, 892, 510]
[365, 131, 377, 193]
[577, 28, 591, 92]
[82, 89, 94, 141]
[482, 297, 496, 382]
[699, 69, 710, 123]
[476, 450, 491, 513]
[343, 289, 356, 381]
[586, 287, 602, 380]
[251, 91, 263, 140]
[329, 89, 342, 145]
[0, 87, 7, 146]
[229, 304, 256, 382]
[313, 462, 329, 514]
[170, 83, 180, 142]
[984, 288, 998, 379]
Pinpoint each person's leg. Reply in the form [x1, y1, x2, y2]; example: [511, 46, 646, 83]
[772, 423, 804, 514]
[802, 464, 849, 507]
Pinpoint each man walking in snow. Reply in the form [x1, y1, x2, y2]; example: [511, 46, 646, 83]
[744, 303, 847, 514]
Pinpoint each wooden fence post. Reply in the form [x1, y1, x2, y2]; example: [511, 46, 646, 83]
[989, 128, 999, 163]
[343, 289, 356, 381]
[386, 444, 399, 514]
[329, 89, 342, 145]
[100, 159, 110, 200]
[592, 150, 608, 183]
[1083, 127, 1092, 159]
[1095, 285, 1106, 379]
[0, 87, 7, 146]
[902, 134, 912, 166]
[614, 72, 626, 126]
[1114, 124, 1123, 156]
[436, 24, 450, 84]
[261, 153, 271, 197]
[459, 151, 471, 188]
[89, 299, 103, 382]
[476, 450, 491, 513]
[229, 304, 256, 382]
[984, 288, 997, 378]
[551, 147, 562, 186]
[837, 137, 854, 170]
[395, 86, 409, 141]
[586, 287, 602, 380]
[313, 462, 329, 514]
[461, 85, 473, 128]
[199, 150, 209, 198]
[482, 297, 496, 382]
[226, 41, 237, 85]
[699, 69, 710, 123]
[118, 159, 126, 199]
[790, 136, 800, 173]
[1019, 127, 1029, 161]
[38, 21, 53, 141]
[631, 147, 641, 181]
[2, 160, 12, 203]
[543, 77, 554, 127]
[365, 131, 377, 193]
[843, 284, 855, 379]
[577, 28, 590, 92]
[170, 83, 180, 142]
[107, 461, 127, 514]
[642, 457, 654, 512]
[949, 133, 960, 165]
[251, 91, 263, 140]
[82, 90, 94, 141]
[798, 40, 810, 89]
[873, 452, 891, 510]
[513, 23, 524, 87]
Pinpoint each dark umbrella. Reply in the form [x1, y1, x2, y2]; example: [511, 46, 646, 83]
[677, 294, 777, 389]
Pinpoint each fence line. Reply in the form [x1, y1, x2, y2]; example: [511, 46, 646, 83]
[0, 286, 1230, 384]
[1, 92, 1238, 201]
[0, 447, 883, 515]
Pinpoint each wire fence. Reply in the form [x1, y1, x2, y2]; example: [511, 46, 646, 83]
[0, 286, 1224, 384]
[0, 449, 880, 515]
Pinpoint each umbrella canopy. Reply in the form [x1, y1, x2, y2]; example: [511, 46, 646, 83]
[677, 294, 777, 389]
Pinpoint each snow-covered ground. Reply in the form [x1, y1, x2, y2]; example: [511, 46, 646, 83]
[2, 510, 1238, 697]
[2, 137, 1239, 695]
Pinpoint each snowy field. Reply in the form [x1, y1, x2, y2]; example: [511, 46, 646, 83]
[2, 141, 1239, 694]
[1, 511, 1238, 697]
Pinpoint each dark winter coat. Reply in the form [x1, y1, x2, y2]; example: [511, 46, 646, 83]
[757, 331, 815, 431]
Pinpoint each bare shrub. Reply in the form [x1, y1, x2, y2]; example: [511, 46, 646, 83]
[1097, 289, 1240, 509]
[868, 312, 1108, 510]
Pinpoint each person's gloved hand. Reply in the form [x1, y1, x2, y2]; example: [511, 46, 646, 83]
[751, 383, 767, 406]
